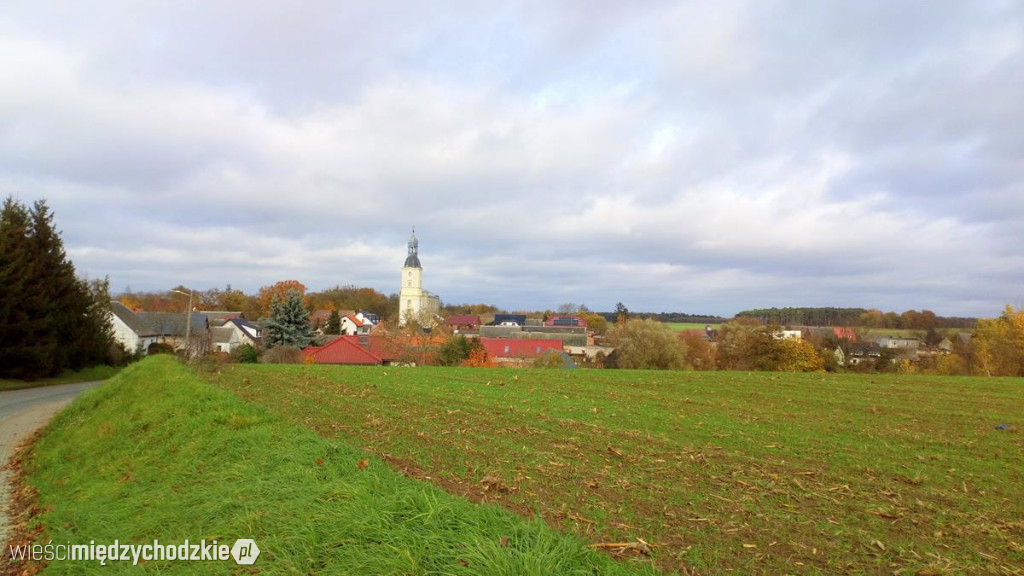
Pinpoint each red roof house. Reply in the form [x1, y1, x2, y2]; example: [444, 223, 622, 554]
[480, 338, 562, 363]
[445, 314, 482, 331]
[833, 327, 857, 342]
[302, 335, 419, 365]
[302, 336, 382, 365]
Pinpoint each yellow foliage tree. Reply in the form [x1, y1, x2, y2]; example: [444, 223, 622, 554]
[972, 305, 1024, 376]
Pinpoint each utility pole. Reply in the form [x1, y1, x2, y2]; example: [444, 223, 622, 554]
[171, 289, 194, 359]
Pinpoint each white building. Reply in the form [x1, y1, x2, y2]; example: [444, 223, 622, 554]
[109, 301, 160, 355]
[398, 229, 440, 326]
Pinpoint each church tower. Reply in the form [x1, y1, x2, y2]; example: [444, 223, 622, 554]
[398, 228, 438, 326]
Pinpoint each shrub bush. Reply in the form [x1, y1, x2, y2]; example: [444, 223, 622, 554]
[147, 342, 175, 355]
[230, 343, 259, 364]
[261, 345, 303, 364]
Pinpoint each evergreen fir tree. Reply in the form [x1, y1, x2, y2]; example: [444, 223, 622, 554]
[0, 198, 55, 378]
[265, 289, 313, 348]
[30, 200, 93, 374]
[326, 309, 341, 335]
[0, 196, 115, 379]
[80, 277, 116, 365]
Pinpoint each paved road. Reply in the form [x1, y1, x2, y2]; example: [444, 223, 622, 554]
[0, 381, 100, 546]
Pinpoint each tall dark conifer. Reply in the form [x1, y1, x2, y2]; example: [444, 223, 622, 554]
[0, 197, 114, 379]
[0, 198, 55, 378]
[30, 200, 85, 374]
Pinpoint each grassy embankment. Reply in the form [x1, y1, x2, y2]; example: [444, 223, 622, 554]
[13, 356, 654, 575]
[204, 364, 1024, 575]
[0, 365, 120, 392]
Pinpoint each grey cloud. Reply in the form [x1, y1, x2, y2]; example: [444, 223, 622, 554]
[1, 1, 1022, 317]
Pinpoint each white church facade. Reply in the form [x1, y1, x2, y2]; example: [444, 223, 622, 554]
[398, 230, 441, 326]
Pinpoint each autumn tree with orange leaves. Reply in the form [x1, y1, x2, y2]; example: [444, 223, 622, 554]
[257, 280, 307, 317]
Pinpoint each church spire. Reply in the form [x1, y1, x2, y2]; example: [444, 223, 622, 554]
[404, 227, 421, 268]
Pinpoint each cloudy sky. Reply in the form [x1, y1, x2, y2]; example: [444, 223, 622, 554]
[2, 1, 1022, 317]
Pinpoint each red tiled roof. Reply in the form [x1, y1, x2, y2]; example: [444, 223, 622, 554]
[302, 337, 382, 365]
[344, 315, 366, 326]
[833, 327, 858, 342]
[364, 336, 407, 362]
[480, 338, 562, 359]
[445, 314, 481, 326]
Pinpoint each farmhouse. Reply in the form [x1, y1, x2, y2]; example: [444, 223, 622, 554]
[302, 335, 408, 366]
[135, 311, 211, 352]
[109, 301, 212, 354]
[109, 301, 161, 354]
[480, 338, 563, 366]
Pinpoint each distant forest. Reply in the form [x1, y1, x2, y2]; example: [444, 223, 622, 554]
[600, 312, 729, 324]
[733, 307, 977, 329]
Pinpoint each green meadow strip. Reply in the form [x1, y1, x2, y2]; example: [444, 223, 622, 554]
[15, 356, 655, 575]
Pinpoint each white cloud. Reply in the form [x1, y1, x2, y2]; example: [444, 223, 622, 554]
[1, 1, 1023, 316]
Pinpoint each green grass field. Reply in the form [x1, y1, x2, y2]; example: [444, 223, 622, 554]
[0, 364, 120, 391]
[664, 323, 719, 332]
[12, 357, 653, 575]
[203, 364, 1024, 575]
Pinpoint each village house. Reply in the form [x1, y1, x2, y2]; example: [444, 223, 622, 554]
[310, 309, 353, 332]
[445, 314, 482, 333]
[339, 313, 374, 336]
[200, 311, 262, 353]
[302, 334, 410, 366]
[109, 301, 211, 355]
[109, 301, 161, 355]
[544, 315, 587, 327]
[878, 336, 920, 349]
[479, 338, 565, 366]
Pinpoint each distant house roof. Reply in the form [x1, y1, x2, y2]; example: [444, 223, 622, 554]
[309, 310, 332, 327]
[228, 317, 260, 331]
[480, 338, 563, 359]
[110, 301, 160, 336]
[493, 314, 527, 326]
[363, 336, 408, 362]
[135, 312, 209, 337]
[200, 311, 244, 325]
[211, 326, 237, 344]
[545, 315, 587, 327]
[833, 327, 857, 341]
[302, 336, 383, 365]
[344, 314, 368, 327]
[310, 309, 354, 327]
[446, 314, 481, 327]
[850, 343, 882, 355]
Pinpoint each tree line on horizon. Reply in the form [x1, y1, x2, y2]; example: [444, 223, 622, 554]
[734, 307, 977, 329]
[116, 286, 982, 334]
[116, 282, 396, 324]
